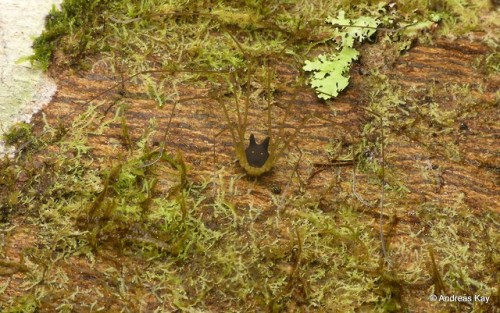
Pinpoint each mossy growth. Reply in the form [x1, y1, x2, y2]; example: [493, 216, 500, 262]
[2, 122, 33, 146]
[30, 0, 113, 69]
[1, 294, 38, 313]
[1, 0, 498, 312]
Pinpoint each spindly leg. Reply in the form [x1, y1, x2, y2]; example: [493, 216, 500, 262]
[311, 94, 388, 263]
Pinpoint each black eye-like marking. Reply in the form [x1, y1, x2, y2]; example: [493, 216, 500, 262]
[245, 134, 270, 167]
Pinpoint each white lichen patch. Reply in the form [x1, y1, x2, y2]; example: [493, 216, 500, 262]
[0, 0, 61, 156]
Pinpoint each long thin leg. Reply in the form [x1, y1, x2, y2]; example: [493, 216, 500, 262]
[138, 95, 210, 169]
[308, 91, 388, 263]
[211, 126, 230, 197]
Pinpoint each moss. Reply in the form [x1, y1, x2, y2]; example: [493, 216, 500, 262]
[30, 0, 113, 69]
[1, 0, 497, 311]
[2, 122, 33, 146]
[2, 294, 39, 313]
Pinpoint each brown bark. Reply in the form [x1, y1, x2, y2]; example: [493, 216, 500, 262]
[33, 38, 499, 215]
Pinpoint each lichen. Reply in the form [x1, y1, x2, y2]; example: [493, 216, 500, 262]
[0, 0, 497, 312]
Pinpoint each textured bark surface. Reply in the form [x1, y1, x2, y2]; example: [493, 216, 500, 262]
[387, 40, 499, 213]
[2, 37, 498, 311]
[33, 38, 499, 214]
